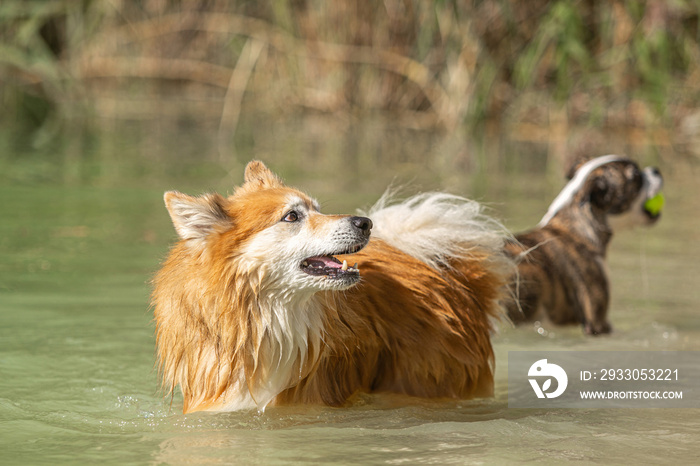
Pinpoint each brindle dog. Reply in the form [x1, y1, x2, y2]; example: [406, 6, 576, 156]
[505, 155, 663, 335]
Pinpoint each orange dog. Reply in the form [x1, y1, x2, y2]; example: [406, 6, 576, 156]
[152, 161, 509, 413]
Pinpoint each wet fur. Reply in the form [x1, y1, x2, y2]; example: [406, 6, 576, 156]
[152, 161, 510, 413]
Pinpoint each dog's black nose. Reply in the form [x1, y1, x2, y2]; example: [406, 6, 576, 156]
[351, 216, 373, 237]
[650, 167, 662, 178]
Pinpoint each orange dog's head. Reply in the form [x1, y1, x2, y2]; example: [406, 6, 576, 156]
[164, 161, 372, 294]
[154, 161, 373, 411]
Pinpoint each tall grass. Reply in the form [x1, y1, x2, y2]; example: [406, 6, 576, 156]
[1, 0, 699, 152]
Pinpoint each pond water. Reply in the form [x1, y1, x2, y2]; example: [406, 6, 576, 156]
[1, 119, 699, 464]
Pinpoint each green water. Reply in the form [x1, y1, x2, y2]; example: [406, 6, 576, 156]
[1, 121, 699, 464]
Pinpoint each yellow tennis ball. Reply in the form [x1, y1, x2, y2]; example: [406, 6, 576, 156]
[644, 192, 665, 216]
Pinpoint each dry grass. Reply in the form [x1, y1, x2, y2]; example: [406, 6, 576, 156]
[2, 0, 700, 157]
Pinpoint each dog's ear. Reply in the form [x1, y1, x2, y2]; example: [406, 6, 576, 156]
[589, 176, 613, 209]
[566, 156, 590, 180]
[164, 191, 229, 241]
[243, 160, 283, 189]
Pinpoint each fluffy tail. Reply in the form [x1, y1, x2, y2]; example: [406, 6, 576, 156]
[362, 190, 509, 270]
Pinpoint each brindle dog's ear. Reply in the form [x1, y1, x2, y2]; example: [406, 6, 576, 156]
[565, 156, 590, 180]
[589, 175, 613, 209]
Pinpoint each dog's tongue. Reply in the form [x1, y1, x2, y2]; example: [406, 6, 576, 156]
[306, 255, 342, 269]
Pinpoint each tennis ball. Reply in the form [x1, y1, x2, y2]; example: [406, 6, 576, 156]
[644, 192, 665, 216]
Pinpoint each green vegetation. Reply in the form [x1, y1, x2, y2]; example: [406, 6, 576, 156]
[2, 0, 699, 154]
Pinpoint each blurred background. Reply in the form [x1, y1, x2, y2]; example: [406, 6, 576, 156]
[3, 0, 700, 162]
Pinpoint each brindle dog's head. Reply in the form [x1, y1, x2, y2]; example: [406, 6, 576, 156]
[566, 157, 664, 229]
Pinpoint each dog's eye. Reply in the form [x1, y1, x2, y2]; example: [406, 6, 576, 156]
[625, 165, 640, 180]
[282, 211, 299, 223]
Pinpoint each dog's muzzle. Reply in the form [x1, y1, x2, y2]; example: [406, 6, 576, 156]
[642, 167, 664, 220]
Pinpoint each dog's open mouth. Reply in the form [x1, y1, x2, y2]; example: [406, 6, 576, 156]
[300, 244, 365, 279]
[301, 255, 359, 277]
